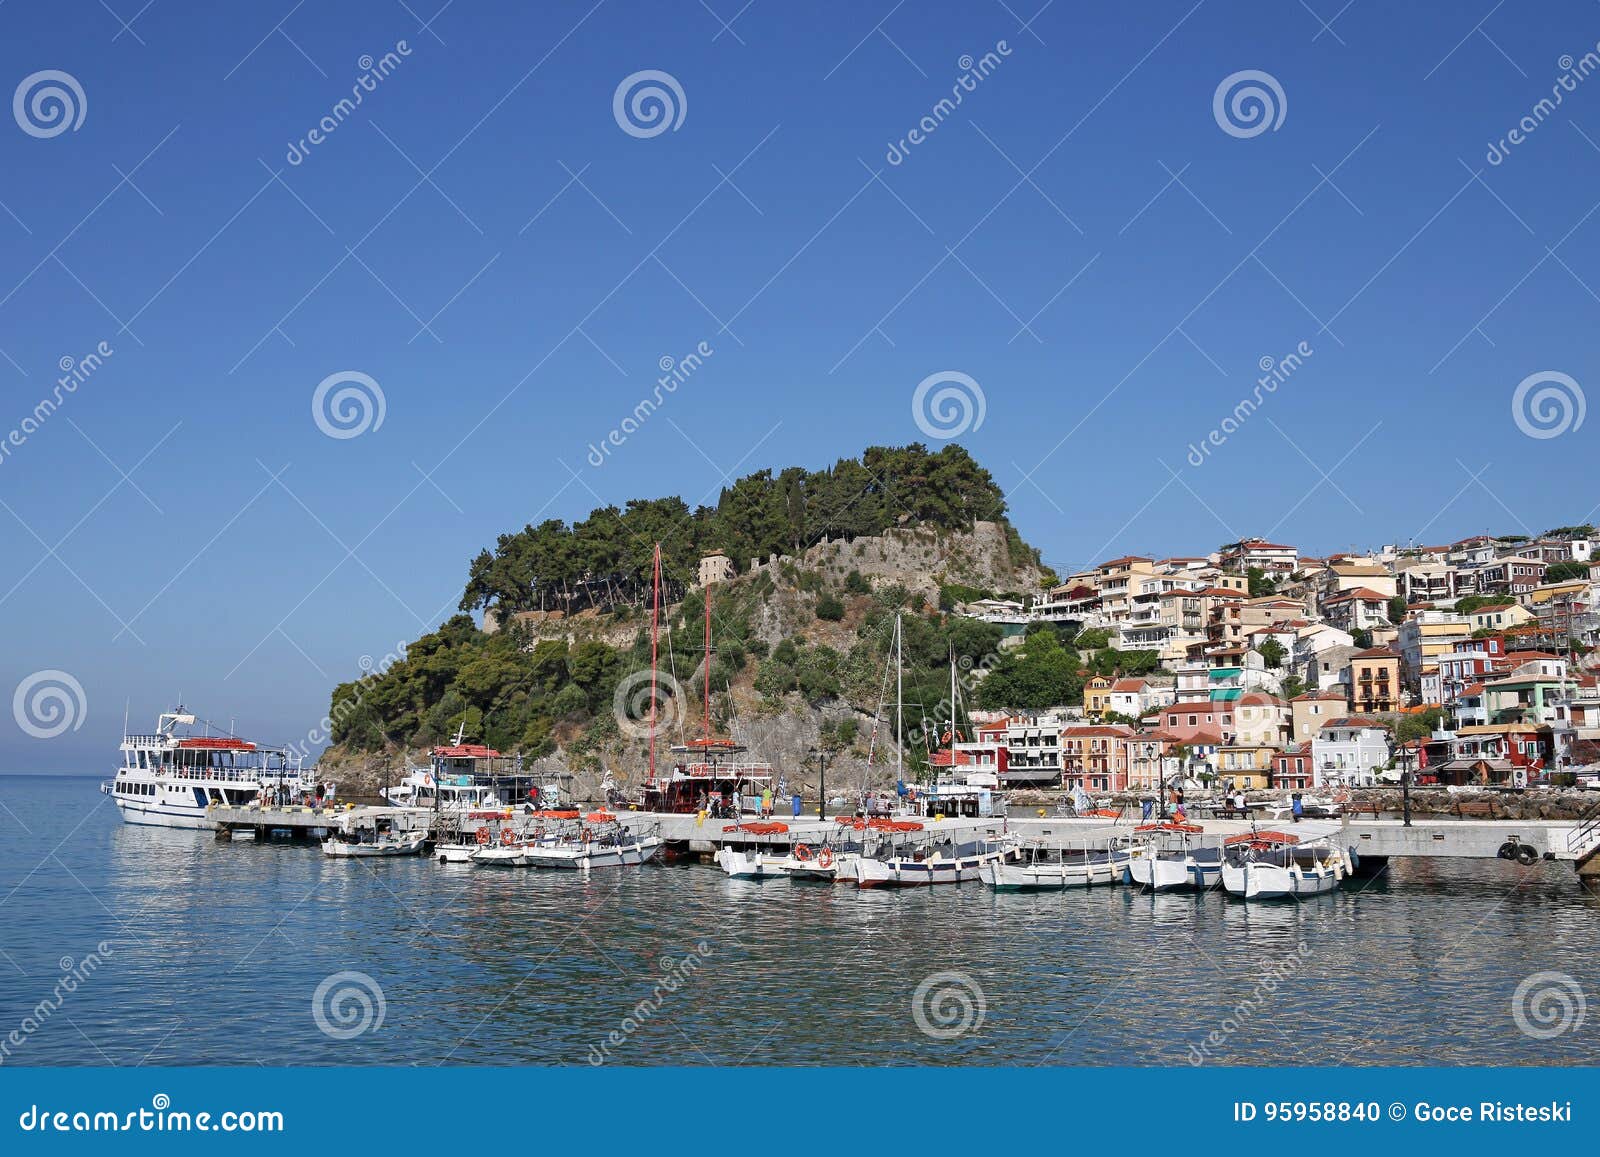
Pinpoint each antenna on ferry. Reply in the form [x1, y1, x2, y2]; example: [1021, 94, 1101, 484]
[452, 720, 466, 746]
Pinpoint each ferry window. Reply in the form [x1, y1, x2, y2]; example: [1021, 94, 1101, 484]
[137, 750, 147, 768]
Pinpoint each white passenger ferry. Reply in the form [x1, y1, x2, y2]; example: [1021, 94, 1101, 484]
[107, 707, 316, 829]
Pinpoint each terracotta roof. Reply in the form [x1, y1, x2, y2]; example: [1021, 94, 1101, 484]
[1060, 725, 1136, 738]
[1293, 690, 1348, 701]
[1320, 716, 1388, 729]
[1098, 555, 1153, 568]
[1325, 587, 1391, 603]
[1351, 647, 1399, 659]
[1110, 678, 1146, 692]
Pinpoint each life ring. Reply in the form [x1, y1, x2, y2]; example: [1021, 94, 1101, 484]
[794, 843, 813, 862]
[475, 827, 491, 846]
[500, 829, 518, 846]
[818, 847, 834, 869]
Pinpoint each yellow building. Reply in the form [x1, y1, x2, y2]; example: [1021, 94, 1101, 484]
[1083, 675, 1116, 717]
[1216, 744, 1276, 790]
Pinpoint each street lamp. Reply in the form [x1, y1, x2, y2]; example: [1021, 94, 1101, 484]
[1397, 742, 1415, 827]
[806, 746, 829, 819]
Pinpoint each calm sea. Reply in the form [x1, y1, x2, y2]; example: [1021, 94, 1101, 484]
[0, 774, 1595, 1066]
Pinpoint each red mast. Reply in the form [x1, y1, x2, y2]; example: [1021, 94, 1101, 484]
[650, 543, 661, 780]
[703, 582, 712, 742]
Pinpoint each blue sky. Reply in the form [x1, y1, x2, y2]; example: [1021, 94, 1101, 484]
[2, 0, 1598, 769]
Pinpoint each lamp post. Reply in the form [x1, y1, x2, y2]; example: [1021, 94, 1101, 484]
[1398, 742, 1414, 827]
[807, 746, 829, 819]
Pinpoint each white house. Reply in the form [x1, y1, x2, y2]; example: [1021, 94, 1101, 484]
[1311, 717, 1392, 787]
[1108, 677, 1173, 718]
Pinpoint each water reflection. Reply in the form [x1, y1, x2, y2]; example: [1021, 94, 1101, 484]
[2, 777, 1597, 1066]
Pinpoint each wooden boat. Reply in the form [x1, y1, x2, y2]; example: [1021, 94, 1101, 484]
[853, 832, 1017, 887]
[980, 845, 1131, 891]
[321, 826, 427, 858]
[522, 814, 663, 869]
[1126, 821, 1221, 891]
[1220, 831, 1348, 899]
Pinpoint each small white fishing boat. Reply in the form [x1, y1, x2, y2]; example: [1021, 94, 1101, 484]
[522, 813, 663, 869]
[1126, 822, 1221, 892]
[853, 831, 1017, 888]
[321, 825, 428, 858]
[980, 845, 1131, 891]
[1221, 831, 1347, 899]
[471, 839, 533, 867]
[715, 845, 790, 879]
[778, 836, 864, 882]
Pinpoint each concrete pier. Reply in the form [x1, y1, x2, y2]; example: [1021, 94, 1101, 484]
[203, 802, 1600, 873]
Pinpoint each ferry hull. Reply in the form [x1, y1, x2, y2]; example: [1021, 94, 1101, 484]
[525, 836, 663, 869]
[112, 799, 217, 830]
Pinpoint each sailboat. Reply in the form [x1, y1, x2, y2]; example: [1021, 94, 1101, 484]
[634, 546, 779, 816]
[852, 643, 1017, 886]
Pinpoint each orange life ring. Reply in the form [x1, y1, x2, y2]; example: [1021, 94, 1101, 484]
[475, 827, 491, 846]
[794, 843, 814, 862]
[500, 828, 517, 846]
[817, 847, 834, 869]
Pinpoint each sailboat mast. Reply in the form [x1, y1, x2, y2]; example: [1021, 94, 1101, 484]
[650, 543, 661, 781]
[895, 613, 903, 784]
[949, 646, 957, 764]
[703, 582, 712, 742]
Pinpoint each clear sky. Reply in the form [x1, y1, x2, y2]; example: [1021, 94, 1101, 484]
[2, 0, 1597, 770]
